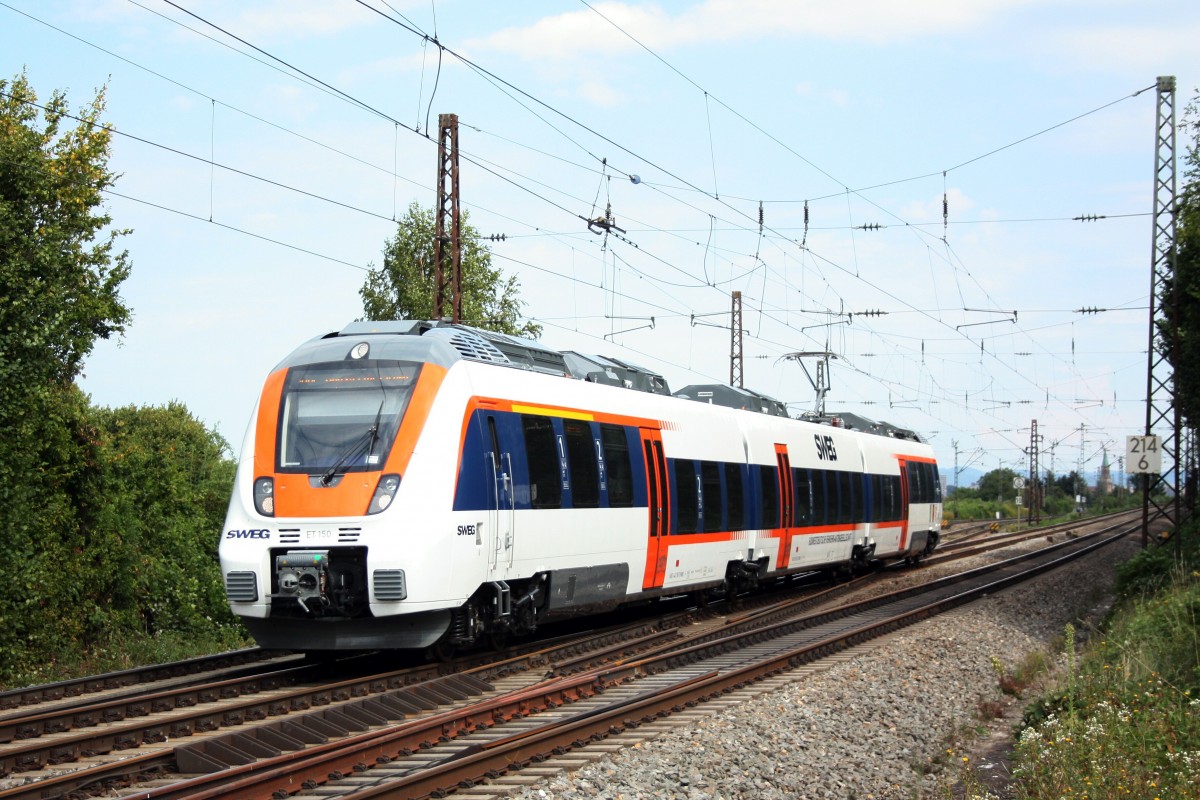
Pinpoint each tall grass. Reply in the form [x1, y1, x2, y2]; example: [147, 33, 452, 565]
[1008, 532, 1200, 797]
[4, 626, 251, 689]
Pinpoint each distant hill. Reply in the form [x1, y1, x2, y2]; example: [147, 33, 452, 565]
[945, 466, 983, 490]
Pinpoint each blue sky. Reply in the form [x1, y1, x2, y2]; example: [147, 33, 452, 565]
[4, 0, 1199, 485]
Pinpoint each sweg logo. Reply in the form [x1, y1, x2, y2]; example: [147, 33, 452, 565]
[457, 524, 477, 537]
[814, 434, 838, 461]
[226, 529, 271, 539]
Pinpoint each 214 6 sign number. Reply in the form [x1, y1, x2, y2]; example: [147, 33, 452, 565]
[1126, 435, 1162, 475]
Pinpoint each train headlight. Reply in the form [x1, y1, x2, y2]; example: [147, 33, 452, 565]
[367, 473, 401, 515]
[254, 477, 275, 517]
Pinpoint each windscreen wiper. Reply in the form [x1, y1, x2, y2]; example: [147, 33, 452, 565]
[320, 427, 375, 486]
[319, 399, 386, 487]
[364, 398, 385, 464]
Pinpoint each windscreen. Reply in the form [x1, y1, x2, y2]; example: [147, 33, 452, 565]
[276, 360, 422, 474]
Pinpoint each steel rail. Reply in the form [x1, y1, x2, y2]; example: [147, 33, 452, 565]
[0, 649, 286, 712]
[100, 524, 1132, 800]
[283, 525, 1137, 800]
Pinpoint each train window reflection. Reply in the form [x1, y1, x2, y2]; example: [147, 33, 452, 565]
[277, 361, 421, 474]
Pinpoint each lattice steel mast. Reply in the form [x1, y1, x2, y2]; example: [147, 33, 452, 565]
[730, 290, 744, 387]
[1027, 420, 1042, 525]
[434, 113, 462, 323]
[1143, 76, 1180, 546]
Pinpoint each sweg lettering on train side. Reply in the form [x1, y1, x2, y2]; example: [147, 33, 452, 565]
[457, 524, 477, 537]
[226, 528, 271, 539]
[814, 434, 838, 461]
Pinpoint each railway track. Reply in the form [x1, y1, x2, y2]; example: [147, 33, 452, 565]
[0, 511, 1137, 800]
[0, 649, 295, 713]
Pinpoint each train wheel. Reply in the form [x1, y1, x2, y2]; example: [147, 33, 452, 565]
[428, 639, 457, 662]
[487, 628, 510, 651]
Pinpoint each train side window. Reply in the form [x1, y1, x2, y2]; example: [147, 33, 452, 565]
[563, 419, 599, 508]
[793, 468, 812, 526]
[675, 460, 699, 534]
[849, 473, 863, 522]
[811, 470, 827, 526]
[825, 471, 840, 524]
[759, 465, 779, 529]
[908, 464, 921, 504]
[701, 461, 722, 532]
[521, 415, 561, 509]
[725, 463, 745, 530]
[843, 472, 854, 522]
[879, 475, 890, 521]
[858, 474, 867, 522]
[833, 472, 845, 523]
[889, 475, 902, 519]
[871, 475, 883, 522]
[600, 424, 633, 507]
[932, 464, 943, 502]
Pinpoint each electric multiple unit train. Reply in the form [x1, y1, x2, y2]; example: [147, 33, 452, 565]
[219, 321, 942, 652]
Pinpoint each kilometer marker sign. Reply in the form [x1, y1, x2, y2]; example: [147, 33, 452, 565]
[1126, 435, 1162, 475]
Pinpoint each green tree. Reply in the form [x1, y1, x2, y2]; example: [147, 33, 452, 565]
[1163, 91, 1200, 426]
[0, 73, 247, 686]
[0, 72, 131, 411]
[976, 467, 1020, 502]
[84, 403, 239, 639]
[0, 72, 134, 683]
[360, 201, 542, 338]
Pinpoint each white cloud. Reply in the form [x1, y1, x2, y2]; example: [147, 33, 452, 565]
[1034, 23, 1200, 76]
[578, 79, 625, 107]
[473, 0, 1029, 60]
[234, 1, 372, 40]
[131, 0, 385, 41]
[337, 51, 435, 86]
[63, 0, 137, 24]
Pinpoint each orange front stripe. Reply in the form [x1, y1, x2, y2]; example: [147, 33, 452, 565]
[271, 364, 447, 518]
[254, 369, 287, 483]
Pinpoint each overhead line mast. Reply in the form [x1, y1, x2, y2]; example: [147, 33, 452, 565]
[730, 290, 744, 388]
[1143, 77, 1183, 548]
[434, 113, 462, 323]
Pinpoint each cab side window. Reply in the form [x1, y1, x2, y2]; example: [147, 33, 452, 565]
[521, 415, 561, 509]
[563, 419, 599, 508]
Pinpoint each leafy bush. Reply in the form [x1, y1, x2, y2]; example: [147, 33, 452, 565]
[1113, 521, 1200, 599]
[0, 401, 245, 687]
[1012, 552, 1200, 797]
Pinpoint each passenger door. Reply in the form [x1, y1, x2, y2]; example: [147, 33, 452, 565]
[774, 444, 794, 568]
[485, 414, 515, 572]
[897, 460, 911, 552]
[640, 428, 670, 589]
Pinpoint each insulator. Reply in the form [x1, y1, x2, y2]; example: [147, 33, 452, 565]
[758, 201, 763, 231]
